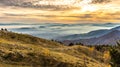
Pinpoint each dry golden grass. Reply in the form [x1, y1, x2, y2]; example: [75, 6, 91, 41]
[0, 31, 110, 67]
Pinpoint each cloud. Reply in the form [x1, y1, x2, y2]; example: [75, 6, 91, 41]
[4, 13, 26, 16]
[0, 11, 119, 23]
[91, 0, 111, 4]
[0, 0, 80, 11]
[36, 14, 92, 18]
[0, 0, 119, 23]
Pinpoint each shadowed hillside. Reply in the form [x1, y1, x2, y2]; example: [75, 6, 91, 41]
[0, 30, 109, 67]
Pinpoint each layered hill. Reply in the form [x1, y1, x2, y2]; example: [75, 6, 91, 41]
[0, 30, 108, 67]
[57, 26, 120, 41]
[61, 26, 120, 45]
[64, 30, 120, 45]
[57, 29, 110, 41]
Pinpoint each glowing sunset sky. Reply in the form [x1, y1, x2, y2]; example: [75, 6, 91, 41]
[0, 0, 120, 23]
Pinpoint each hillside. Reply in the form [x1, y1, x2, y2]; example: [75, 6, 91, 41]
[0, 30, 108, 67]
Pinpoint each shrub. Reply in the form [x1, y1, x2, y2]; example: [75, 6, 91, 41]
[2, 52, 24, 62]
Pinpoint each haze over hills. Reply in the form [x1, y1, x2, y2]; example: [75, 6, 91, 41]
[0, 23, 118, 39]
[60, 26, 120, 45]
[57, 25, 120, 41]
[0, 23, 120, 46]
[57, 29, 110, 41]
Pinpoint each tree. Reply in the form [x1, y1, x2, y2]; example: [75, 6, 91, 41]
[1, 28, 3, 31]
[103, 51, 110, 64]
[116, 42, 120, 46]
[110, 48, 120, 67]
[76, 42, 84, 46]
[68, 43, 74, 46]
[5, 28, 8, 31]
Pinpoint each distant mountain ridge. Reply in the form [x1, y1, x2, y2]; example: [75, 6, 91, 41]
[74, 30, 120, 45]
[57, 26, 120, 41]
[60, 26, 120, 45]
[57, 29, 110, 41]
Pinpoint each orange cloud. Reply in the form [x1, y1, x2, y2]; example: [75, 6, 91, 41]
[0, 0, 119, 23]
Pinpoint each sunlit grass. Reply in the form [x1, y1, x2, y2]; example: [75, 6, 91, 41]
[0, 31, 110, 67]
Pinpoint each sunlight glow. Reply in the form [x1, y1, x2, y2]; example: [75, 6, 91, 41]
[34, 0, 76, 5]
[81, 5, 98, 12]
[0, 0, 119, 23]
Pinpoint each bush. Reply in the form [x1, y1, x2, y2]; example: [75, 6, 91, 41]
[2, 52, 24, 62]
[110, 48, 120, 67]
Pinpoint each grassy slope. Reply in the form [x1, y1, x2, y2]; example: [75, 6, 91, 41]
[0, 31, 108, 67]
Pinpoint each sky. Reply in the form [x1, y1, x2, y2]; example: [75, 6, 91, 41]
[0, 0, 120, 23]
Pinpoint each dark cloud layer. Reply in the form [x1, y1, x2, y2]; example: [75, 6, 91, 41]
[0, 0, 79, 11]
[4, 13, 26, 16]
[0, 0, 112, 11]
[0, 0, 119, 23]
[91, 0, 111, 4]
